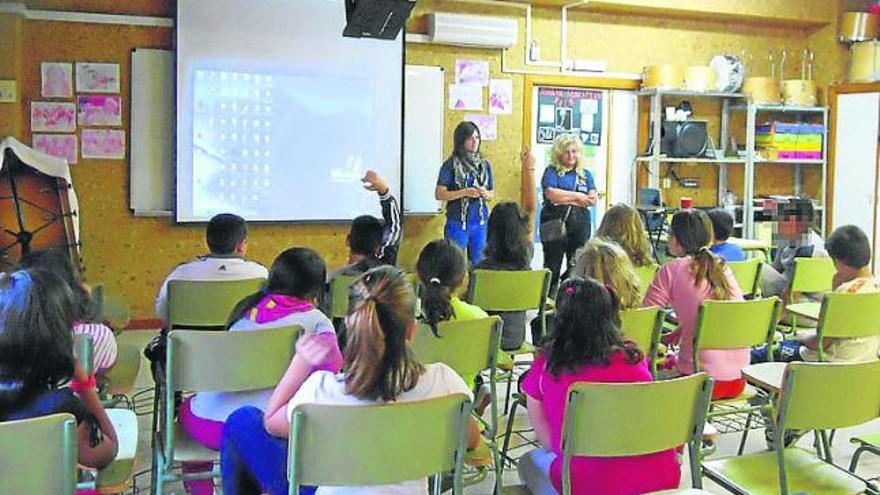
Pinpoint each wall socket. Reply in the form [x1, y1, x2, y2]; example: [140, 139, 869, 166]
[662, 178, 672, 189]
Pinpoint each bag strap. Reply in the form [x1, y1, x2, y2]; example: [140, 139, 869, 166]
[563, 206, 572, 222]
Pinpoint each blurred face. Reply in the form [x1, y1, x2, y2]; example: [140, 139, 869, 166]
[464, 131, 480, 153]
[667, 233, 685, 257]
[777, 217, 806, 242]
[560, 144, 580, 169]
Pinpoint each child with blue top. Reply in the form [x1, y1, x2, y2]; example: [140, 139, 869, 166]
[707, 208, 746, 262]
[435, 121, 495, 266]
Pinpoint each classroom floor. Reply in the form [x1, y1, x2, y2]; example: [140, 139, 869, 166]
[117, 329, 880, 495]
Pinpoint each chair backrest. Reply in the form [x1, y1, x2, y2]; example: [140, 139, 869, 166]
[560, 374, 712, 495]
[693, 298, 780, 366]
[468, 269, 550, 312]
[288, 394, 471, 492]
[168, 278, 266, 328]
[817, 291, 880, 343]
[329, 275, 358, 319]
[409, 317, 502, 378]
[789, 257, 835, 295]
[778, 361, 880, 432]
[73, 333, 94, 375]
[634, 264, 659, 299]
[618, 306, 663, 376]
[0, 413, 78, 495]
[727, 258, 762, 298]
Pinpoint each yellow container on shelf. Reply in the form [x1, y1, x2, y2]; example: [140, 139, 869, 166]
[642, 64, 685, 89]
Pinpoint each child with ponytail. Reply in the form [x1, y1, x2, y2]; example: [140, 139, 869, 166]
[643, 209, 746, 399]
[220, 266, 479, 495]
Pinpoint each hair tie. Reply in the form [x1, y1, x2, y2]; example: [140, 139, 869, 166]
[565, 286, 576, 296]
[429, 277, 442, 285]
[603, 283, 615, 294]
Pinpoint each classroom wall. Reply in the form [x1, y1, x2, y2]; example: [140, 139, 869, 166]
[0, 0, 847, 319]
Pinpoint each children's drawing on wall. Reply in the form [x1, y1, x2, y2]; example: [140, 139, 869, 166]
[464, 113, 497, 141]
[33, 134, 78, 165]
[31, 102, 77, 132]
[41, 63, 73, 98]
[488, 78, 513, 115]
[535, 87, 603, 147]
[455, 59, 489, 86]
[81, 129, 125, 159]
[77, 95, 122, 126]
[76, 62, 121, 93]
[448, 83, 483, 110]
[0, 81, 16, 103]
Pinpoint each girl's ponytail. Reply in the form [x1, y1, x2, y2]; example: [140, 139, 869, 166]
[416, 240, 467, 336]
[692, 246, 732, 300]
[670, 210, 733, 300]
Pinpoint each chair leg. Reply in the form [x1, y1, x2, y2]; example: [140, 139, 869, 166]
[501, 397, 521, 467]
[737, 412, 753, 456]
[850, 446, 867, 473]
[819, 430, 833, 464]
[149, 385, 161, 491]
[502, 371, 513, 415]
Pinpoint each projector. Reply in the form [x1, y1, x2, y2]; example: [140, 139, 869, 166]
[660, 120, 709, 158]
[343, 0, 416, 40]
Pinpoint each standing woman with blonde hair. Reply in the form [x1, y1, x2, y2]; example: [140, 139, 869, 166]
[436, 121, 495, 266]
[596, 203, 654, 268]
[539, 133, 598, 295]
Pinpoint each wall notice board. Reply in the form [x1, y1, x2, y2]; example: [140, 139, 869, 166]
[129, 50, 445, 216]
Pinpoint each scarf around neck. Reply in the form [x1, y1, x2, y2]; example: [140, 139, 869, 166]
[452, 151, 489, 228]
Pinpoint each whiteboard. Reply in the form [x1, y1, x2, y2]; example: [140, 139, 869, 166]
[130, 48, 174, 216]
[404, 65, 443, 214]
[129, 53, 444, 217]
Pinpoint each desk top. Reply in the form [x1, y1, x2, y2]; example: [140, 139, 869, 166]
[787, 301, 821, 321]
[742, 362, 787, 393]
[728, 237, 772, 251]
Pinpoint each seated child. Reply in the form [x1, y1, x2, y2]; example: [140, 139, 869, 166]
[643, 209, 746, 400]
[0, 269, 119, 473]
[707, 208, 746, 262]
[18, 248, 118, 376]
[596, 203, 656, 268]
[220, 266, 480, 495]
[181, 247, 342, 495]
[571, 238, 642, 310]
[474, 202, 534, 351]
[518, 277, 680, 495]
[760, 198, 827, 299]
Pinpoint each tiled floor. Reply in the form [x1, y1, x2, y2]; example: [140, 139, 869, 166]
[118, 329, 880, 495]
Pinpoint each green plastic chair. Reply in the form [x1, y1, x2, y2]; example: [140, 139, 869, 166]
[153, 326, 301, 495]
[693, 297, 780, 454]
[703, 361, 880, 495]
[0, 413, 78, 495]
[167, 278, 267, 329]
[561, 373, 714, 494]
[634, 264, 659, 300]
[73, 332, 94, 375]
[101, 342, 142, 408]
[811, 290, 880, 362]
[783, 257, 835, 331]
[728, 258, 762, 299]
[288, 394, 472, 495]
[468, 269, 551, 414]
[329, 275, 358, 319]
[849, 431, 880, 479]
[619, 306, 664, 377]
[410, 316, 504, 493]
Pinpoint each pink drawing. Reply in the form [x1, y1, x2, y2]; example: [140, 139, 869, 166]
[31, 102, 76, 132]
[41, 63, 73, 98]
[77, 95, 122, 126]
[489, 79, 513, 115]
[76, 63, 120, 93]
[33, 134, 78, 164]
[455, 60, 490, 86]
[464, 113, 498, 141]
[81, 129, 125, 159]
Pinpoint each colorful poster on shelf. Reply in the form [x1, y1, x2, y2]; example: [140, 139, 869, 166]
[448, 84, 482, 111]
[31, 102, 76, 132]
[0, 81, 16, 103]
[41, 62, 73, 98]
[81, 129, 125, 159]
[464, 113, 497, 141]
[534, 87, 603, 146]
[76, 62, 120, 93]
[455, 60, 489, 86]
[488, 79, 513, 114]
[33, 134, 78, 165]
[77, 95, 122, 126]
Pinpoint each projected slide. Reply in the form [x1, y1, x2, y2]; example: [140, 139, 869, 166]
[176, 0, 402, 223]
[191, 70, 375, 219]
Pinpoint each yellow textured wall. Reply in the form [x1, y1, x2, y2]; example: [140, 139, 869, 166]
[1, 1, 846, 319]
[0, 14, 22, 138]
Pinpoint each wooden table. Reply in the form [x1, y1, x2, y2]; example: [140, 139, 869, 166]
[786, 301, 821, 321]
[728, 237, 772, 261]
[742, 362, 787, 394]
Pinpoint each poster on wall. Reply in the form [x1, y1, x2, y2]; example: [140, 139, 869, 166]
[535, 87, 603, 146]
[464, 113, 497, 141]
[489, 79, 513, 115]
[81, 129, 125, 159]
[33, 134, 78, 165]
[41, 62, 73, 98]
[455, 60, 489, 86]
[76, 62, 121, 93]
[448, 84, 483, 110]
[0, 81, 16, 103]
[77, 95, 122, 126]
[31, 102, 77, 132]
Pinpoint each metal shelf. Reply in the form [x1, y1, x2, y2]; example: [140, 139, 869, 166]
[753, 159, 825, 165]
[636, 156, 747, 164]
[732, 103, 828, 113]
[636, 88, 748, 99]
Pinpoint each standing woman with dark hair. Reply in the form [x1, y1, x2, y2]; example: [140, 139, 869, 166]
[436, 121, 495, 266]
[539, 133, 598, 296]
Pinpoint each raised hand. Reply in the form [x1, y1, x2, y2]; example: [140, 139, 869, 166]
[361, 170, 389, 195]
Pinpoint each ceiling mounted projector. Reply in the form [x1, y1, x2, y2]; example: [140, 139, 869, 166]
[344, 0, 416, 40]
[428, 12, 518, 49]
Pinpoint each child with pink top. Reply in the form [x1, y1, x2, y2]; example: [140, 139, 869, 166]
[181, 247, 343, 495]
[643, 209, 746, 399]
[518, 277, 680, 495]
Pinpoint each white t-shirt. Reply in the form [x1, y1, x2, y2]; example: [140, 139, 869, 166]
[154, 255, 269, 322]
[190, 308, 334, 422]
[286, 363, 473, 495]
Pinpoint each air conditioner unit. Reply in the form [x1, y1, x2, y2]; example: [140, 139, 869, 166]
[427, 12, 518, 49]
